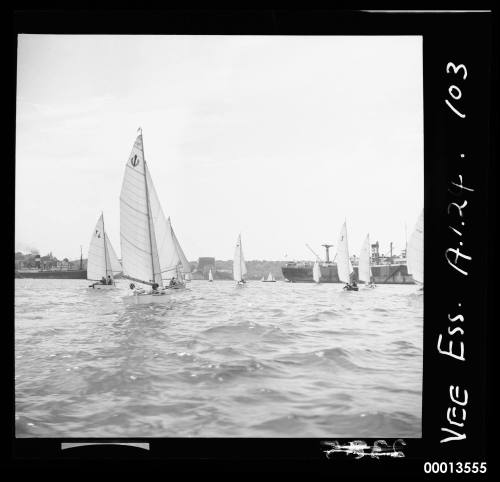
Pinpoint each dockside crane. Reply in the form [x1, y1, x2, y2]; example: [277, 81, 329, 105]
[306, 243, 337, 263]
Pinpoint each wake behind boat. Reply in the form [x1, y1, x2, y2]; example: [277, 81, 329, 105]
[87, 213, 122, 289]
[119, 128, 192, 304]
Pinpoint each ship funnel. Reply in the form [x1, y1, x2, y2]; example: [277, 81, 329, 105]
[322, 244, 333, 263]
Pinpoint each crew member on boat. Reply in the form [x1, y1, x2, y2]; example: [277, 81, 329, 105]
[101, 276, 107, 285]
[129, 283, 145, 294]
[107, 275, 112, 285]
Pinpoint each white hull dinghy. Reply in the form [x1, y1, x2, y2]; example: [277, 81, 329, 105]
[119, 128, 192, 304]
[233, 234, 247, 287]
[90, 284, 116, 290]
[336, 220, 358, 292]
[87, 213, 122, 290]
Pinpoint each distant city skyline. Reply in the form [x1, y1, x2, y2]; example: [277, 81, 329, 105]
[16, 35, 423, 261]
[14, 239, 403, 262]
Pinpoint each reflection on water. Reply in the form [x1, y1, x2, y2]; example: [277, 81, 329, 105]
[15, 279, 422, 437]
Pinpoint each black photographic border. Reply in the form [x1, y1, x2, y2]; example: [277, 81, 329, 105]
[7, 8, 493, 475]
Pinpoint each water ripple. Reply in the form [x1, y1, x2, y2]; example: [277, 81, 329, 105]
[15, 279, 422, 437]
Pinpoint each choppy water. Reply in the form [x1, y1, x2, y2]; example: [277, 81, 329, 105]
[15, 279, 422, 438]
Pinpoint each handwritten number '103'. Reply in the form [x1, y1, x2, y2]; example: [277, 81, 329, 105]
[445, 62, 467, 118]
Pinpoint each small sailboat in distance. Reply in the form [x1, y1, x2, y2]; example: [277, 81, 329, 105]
[313, 260, 321, 283]
[87, 213, 122, 289]
[119, 128, 190, 304]
[208, 269, 214, 282]
[262, 272, 276, 282]
[407, 210, 423, 288]
[233, 234, 247, 286]
[337, 220, 358, 291]
[359, 234, 375, 288]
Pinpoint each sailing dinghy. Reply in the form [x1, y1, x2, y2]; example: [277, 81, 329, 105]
[359, 234, 375, 288]
[406, 210, 423, 288]
[208, 269, 214, 282]
[262, 272, 276, 282]
[169, 216, 192, 284]
[87, 213, 122, 289]
[119, 128, 191, 304]
[336, 221, 358, 291]
[233, 234, 247, 286]
[313, 260, 321, 283]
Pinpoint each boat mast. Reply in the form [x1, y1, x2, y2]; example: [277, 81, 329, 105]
[140, 128, 157, 285]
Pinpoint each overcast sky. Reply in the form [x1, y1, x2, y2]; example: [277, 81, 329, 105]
[16, 35, 423, 261]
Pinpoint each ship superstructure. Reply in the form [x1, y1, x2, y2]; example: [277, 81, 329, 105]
[282, 242, 414, 284]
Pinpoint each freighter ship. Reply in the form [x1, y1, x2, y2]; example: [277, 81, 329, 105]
[15, 269, 87, 279]
[282, 242, 414, 284]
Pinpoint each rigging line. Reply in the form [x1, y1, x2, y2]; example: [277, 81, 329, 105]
[160, 264, 182, 274]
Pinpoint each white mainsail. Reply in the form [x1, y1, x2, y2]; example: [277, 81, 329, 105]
[233, 234, 247, 281]
[407, 210, 423, 284]
[358, 234, 372, 283]
[87, 214, 122, 281]
[267, 272, 274, 281]
[120, 130, 185, 288]
[336, 221, 353, 284]
[208, 269, 213, 281]
[313, 260, 321, 283]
